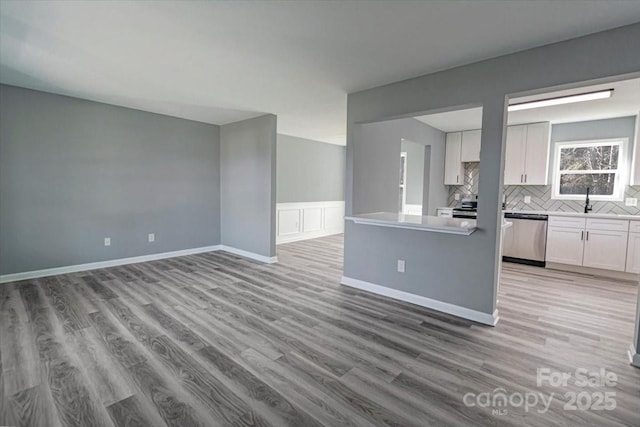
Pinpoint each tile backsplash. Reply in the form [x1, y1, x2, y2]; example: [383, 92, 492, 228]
[447, 162, 640, 215]
[503, 185, 640, 215]
[447, 162, 479, 205]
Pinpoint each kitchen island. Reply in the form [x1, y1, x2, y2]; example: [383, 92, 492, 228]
[345, 212, 477, 235]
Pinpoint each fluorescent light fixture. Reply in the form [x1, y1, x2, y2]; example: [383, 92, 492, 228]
[508, 89, 613, 112]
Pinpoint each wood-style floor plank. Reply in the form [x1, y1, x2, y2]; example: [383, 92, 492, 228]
[18, 282, 114, 427]
[2, 384, 62, 427]
[1, 234, 639, 426]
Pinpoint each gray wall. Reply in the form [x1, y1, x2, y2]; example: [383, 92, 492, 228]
[345, 23, 640, 324]
[401, 139, 425, 205]
[0, 84, 221, 275]
[354, 117, 447, 216]
[220, 115, 277, 258]
[276, 134, 345, 203]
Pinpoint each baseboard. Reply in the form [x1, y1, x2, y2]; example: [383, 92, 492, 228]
[277, 228, 343, 245]
[629, 344, 640, 368]
[0, 243, 279, 284]
[0, 245, 222, 284]
[341, 276, 499, 326]
[545, 262, 639, 282]
[219, 245, 278, 264]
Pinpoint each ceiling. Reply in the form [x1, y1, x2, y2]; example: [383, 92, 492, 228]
[2, 1, 640, 145]
[415, 77, 640, 132]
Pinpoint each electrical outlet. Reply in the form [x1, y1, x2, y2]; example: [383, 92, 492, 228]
[626, 198, 638, 207]
[104, 237, 111, 247]
[397, 259, 405, 273]
[454, 193, 461, 201]
[148, 233, 155, 242]
[524, 196, 531, 204]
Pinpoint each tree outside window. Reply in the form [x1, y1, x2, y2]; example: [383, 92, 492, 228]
[553, 139, 626, 201]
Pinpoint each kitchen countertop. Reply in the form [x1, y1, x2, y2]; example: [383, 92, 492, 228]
[345, 212, 477, 235]
[503, 209, 639, 221]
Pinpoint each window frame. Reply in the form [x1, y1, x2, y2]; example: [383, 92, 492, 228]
[551, 138, 628, 202]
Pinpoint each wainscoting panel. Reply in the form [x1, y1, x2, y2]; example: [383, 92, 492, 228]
[303, 208, 323, 232]
[276, 201, 344, 244]
[277, 209, 301, 236]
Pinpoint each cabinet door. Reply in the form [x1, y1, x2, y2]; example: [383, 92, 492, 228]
[626, 232, 640, 274]
[444, 132, 464, 185]
[523, 122, 550, 185]
[504, 125, 527, 185]
[460, 129, 481, 162]
[631, 111, 640, 185]
[545, 226, 584, 266]
[583, 229, 628, 272]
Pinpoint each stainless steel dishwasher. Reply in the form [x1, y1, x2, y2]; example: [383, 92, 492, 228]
[502, 213, 548, 267]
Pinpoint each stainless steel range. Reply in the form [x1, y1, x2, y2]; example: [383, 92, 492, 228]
[452, 199, 478, 219]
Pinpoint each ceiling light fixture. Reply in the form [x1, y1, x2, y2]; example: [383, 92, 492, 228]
[508, 89, 614, 112]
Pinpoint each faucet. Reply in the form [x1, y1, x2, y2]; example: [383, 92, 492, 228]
[584, 187, 592, 214]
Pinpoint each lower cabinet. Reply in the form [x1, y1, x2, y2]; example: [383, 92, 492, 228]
[626, 232, 640, 274]
[582, 229, 628, 272]
[546, 226, 584, 266]
[546, 217, 631, 272]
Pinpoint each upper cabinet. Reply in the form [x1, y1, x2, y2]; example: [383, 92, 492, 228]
[504, 125, 527, 186]
[504, 122, 551, 186]
[460, 129, 481, 162]
[444, 132, 464, 185]
[444, 129, 481, 185]
[630, 112, 640, 185]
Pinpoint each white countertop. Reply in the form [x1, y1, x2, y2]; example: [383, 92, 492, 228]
[504, 209, 639, 221]
[346, 212, 477, 235]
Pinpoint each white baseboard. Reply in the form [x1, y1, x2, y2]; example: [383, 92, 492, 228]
[341, 276, 499, 326]
[546, 262, 639, 282]
[0, 244, 278, 284]
[277, 228, 342, 245]
[0, 245, 222, 284]
[219, 245, 278, 264]
[629, 344, 640, 368]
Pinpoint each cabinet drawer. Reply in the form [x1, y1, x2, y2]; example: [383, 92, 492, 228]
[548, 216, 585, 229]
[586, 218, 629, 232]
[629, 221, 640, 233]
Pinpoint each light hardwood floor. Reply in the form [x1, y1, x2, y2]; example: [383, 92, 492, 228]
[1, 234, 639, 426]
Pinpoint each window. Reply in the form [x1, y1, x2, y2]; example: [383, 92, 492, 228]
[552, 139, 627, 201]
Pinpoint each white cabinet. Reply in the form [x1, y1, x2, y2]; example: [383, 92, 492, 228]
[444, 132, 464, 185]
[546, 226, 585, 266]
[444, 130, 481, 184]
[504, 122, 550, 185]
[583, 229, 628, 272]
[626, 232, 640, 274]
[523, 123, 551, 185]
[630, 111, 640, 185]
[504, 125, 527, 185]
[461, 129, 481, 162]
[546, 216, 630, 272]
